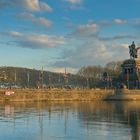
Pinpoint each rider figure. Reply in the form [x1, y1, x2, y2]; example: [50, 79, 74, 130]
[129, 41, 138, 59]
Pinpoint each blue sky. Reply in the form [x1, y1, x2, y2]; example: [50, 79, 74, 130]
[0, 0, 140, 73]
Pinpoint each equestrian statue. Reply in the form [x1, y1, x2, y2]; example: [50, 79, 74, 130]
[129, 41, 140, 59]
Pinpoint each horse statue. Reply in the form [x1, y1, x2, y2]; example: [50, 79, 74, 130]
[129, 41, 140, 59]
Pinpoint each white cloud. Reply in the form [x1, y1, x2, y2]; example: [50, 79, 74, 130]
[114, 19, 127, 25]
[72, 23, 99, 37]
[52, 39, 130, 70]
[51, 20, 134, 70]
[24, 35, 65, 48]
[65, 0, 83, 4]
[52, 39, 112, 68]
[64, 0, 84, 10]
[47, 67, 77, 74]
[0, 0, 53, 12]
[25, 0, 40, 11]
[17, 13, 52, 28]
[40, 2, 53, 12]
[2, 31, 65, 49]
[9, 31, 22, 38]
[112, 43, 129, 50]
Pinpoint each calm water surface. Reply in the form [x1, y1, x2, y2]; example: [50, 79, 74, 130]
[0, 101, 139, 140]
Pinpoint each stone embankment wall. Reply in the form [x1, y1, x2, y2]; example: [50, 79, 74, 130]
[0, 89, 114, 102]
[108, 89, 140, 100]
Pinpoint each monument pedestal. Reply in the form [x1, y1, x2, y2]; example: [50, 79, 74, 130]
[120, 58, 140, 89]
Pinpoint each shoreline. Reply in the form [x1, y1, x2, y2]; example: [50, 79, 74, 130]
[0, 89, 114, 102]
[1, 88, 140, 102]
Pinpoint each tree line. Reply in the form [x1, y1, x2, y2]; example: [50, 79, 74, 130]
[0, 61, 122, 89]
[77, 61, 122, 88]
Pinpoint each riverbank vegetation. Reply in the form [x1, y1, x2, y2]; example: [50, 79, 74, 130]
[0, 61, 122, 89]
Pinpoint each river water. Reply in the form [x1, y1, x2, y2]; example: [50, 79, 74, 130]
[0, 101, 139, 140]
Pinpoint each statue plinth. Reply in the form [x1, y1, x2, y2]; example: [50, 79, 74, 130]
[120, 58, 140, 88]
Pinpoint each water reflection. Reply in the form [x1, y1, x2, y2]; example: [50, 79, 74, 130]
[116, 102, 140, 140]
[0, 101, 139, 140]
